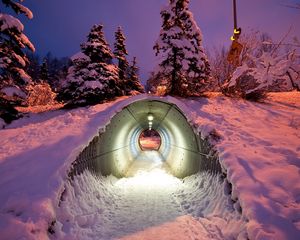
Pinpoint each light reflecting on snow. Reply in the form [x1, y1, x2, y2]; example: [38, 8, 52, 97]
[57, 162, 246, 239]
[125, 150, 167, 177]
[118, 150, 181, 193]
[116, 168, 182, 189]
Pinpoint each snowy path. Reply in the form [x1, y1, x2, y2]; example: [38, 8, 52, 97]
[57, 151, 235, 240]
[113, 173, 226, 240]
[110, 170, 184, 239]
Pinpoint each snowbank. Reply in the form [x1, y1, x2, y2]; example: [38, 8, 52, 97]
[0, 96, 130, 239]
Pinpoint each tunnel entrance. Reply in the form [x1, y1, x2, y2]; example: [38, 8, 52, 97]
[139, 129, 161, 151]
[69, 98, 222, 179]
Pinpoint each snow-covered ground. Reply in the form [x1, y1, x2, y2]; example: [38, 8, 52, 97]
[187, 92, 300, 240]
[0, 93, 299, 239]
[57, 152, 245, 240]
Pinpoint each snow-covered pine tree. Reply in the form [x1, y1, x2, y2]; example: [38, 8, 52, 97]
[152, 0, 210, 96]
[114, 27, 144, 95]
[0, 0, 35, 123]
[127, 57, 144, 93]
[81, 24, 120, 100]
[59, 24, 119, 107]
[81, 24, 114, 64]
[114, 26, 129, 83]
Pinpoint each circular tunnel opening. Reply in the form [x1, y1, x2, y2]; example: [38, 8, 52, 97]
[138, 129, 161, 151]
[68, 98, 222, 179]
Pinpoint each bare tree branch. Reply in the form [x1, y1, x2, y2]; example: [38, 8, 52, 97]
[271, 25, 293, 56]
[264, 43, 300, 48]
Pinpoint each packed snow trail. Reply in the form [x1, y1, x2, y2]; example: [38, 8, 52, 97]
[56, 151, 246, 240]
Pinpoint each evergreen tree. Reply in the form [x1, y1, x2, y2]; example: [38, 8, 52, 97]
[40, 59, 49, 82]
[0, 0, 34, 123]
[26, 52, 40, 83]
[26, 52, 70, 91]
[114, 26, 129, 82]
[59, 24, 119, 107]
[127, 57, 144, 93]
[81, 25, 114, 63]
[44, 53, 71, 91]
[152, 0, 210, 96]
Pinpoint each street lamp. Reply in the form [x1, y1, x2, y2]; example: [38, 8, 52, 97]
[227, 0, 243, 66]
[231, 0, 241, 41]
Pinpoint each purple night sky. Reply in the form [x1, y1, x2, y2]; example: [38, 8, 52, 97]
[4, 0, 300, 81]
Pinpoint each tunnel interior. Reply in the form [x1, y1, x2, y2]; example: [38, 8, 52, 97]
[69, 99, 222, 179]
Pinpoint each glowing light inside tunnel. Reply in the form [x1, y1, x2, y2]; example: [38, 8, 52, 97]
[147, 114, 154, 121]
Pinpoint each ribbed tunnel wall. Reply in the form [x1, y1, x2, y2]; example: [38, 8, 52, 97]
[69, 99, 222, 179]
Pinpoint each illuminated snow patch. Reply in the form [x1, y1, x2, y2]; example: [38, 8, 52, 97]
[56, 166, 246, 239]
[116, 169, 182, 189]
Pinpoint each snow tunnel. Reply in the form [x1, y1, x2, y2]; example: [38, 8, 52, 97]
[69, 99, 222, 179]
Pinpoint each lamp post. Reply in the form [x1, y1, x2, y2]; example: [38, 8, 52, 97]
[231, 0, 241, 41]
[227, 0, 243, 66]
[233, 0, 237, 31]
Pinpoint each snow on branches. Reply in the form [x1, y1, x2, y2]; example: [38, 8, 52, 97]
[81, 24, 114, 63]
[0, 0, 35, 85]
[60, 25, 120, 107]
[113, 27, 144, 94]
[126, 57, 144, 94]
[225, 31, 300, 100]
[151, 0, 211, 96]
[0, 0, 35, 123]
[59, 24, 144, 107]
[2, 0, 33, 19]
[114, 26, 129, 81]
